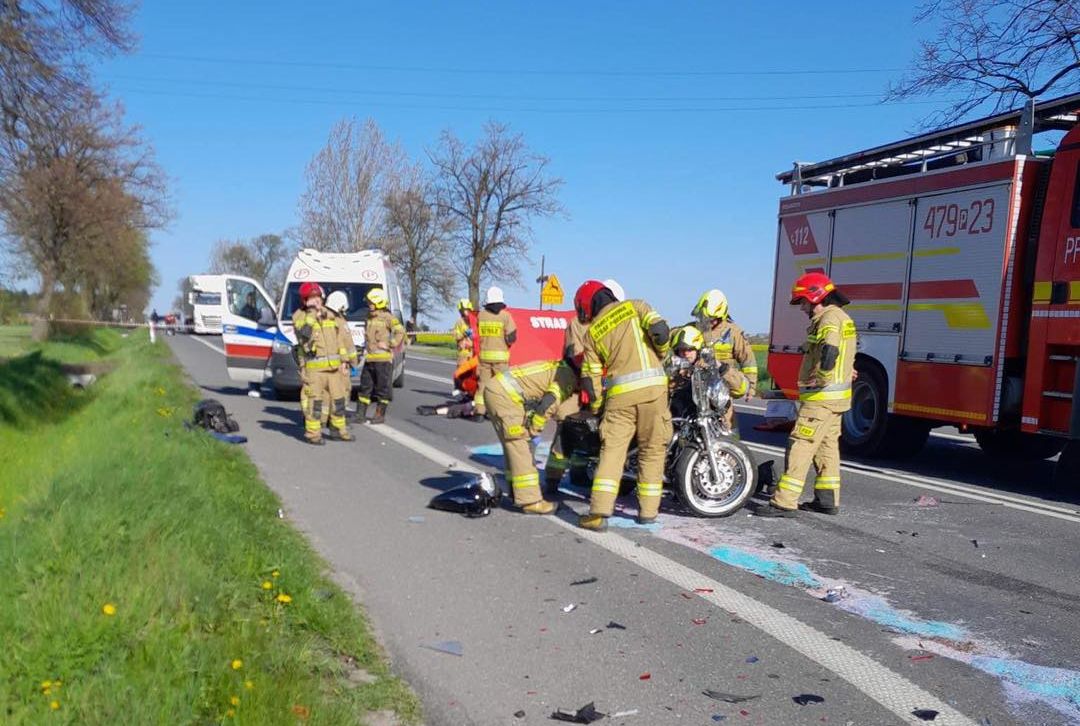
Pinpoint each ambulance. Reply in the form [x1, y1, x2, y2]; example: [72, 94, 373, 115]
[767, 93, 1080, 485]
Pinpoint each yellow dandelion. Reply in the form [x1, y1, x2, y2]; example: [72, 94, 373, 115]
[49, 701, 60, 711]
[40, 680, 52, 691]
[154, 386, 166, 396]
[102, 603, 117, 616]
[276, 593, 292, 604]
[261, 580, 273, 590]
[271, 570, 280, 578]
[231, 659, 243, 670]
[225, 708, 235, 718]
[230, 695, 240, 706]
[244, 680, 254, 690]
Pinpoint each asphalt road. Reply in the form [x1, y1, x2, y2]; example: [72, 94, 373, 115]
[169, 335, 1080, 726]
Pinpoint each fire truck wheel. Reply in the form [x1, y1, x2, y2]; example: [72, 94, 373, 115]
[1053, 441, 1080, 489]
[973, 429, 1066, 461]
[841, 360, 929, 458]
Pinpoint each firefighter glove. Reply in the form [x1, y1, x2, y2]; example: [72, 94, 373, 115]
[647, 320, 670, 349]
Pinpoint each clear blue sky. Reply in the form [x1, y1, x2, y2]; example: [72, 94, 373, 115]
[99, 0, 940, 333]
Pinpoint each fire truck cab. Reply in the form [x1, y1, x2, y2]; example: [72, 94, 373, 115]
[768, 93, 1080, 486]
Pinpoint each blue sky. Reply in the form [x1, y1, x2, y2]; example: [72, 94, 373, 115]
[99, 1, 940, 333]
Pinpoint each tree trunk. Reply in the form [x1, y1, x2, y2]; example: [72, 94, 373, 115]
[467, 262, 482, 310]
[32, 272, 55, 342]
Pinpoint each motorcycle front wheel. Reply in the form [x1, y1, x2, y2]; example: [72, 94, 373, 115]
[673, 439, 756, 517]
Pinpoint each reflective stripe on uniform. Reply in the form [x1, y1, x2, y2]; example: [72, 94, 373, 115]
[730, 376, 749, 397]
[305, 357, 342, 370]
[366, 351, 392, 362]
[607, 367, 667, 397]
[637, 482, 663, 497]
[778, 475, 804, 493]
[506, 424, 526, 437]
[511, 472, 540, 489]
[591, 478, 619, 495]
[512, 361, 557, 378]
[495, 372, 527, 404]
[815, 476, 841, 490]
[799, 383, 851, 402]
[479, 350, 511, 362]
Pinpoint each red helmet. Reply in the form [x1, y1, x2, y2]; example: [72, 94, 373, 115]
[790, 272, 836, 305]
[298, 282, 324, 301]
[574, 280, 608, 322]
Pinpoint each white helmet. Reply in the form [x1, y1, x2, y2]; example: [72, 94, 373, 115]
[484, 286, 505, 305]
[325, 290, 349, 315]
[602, 279, 625, 302]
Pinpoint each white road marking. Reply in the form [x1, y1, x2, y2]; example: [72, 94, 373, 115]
[190, 335, 226, 355]
[408, 353, 456, 365]
[733, 403, 973, 443]
[743, 440, 1080, 523]
[407, 369, 452, 385]
[363, 421, 977, 726]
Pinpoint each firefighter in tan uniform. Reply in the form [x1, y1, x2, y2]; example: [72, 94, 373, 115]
[692, 289, 755, 431]
[575, 280, 672, 531]
[452, 298, 475, 365]
[358, 288, 405, 425]
[484, 359, 580, 514]
[293, 282, 353, 444]
[543, 317, 588, 493]
[759, 272, 856, 517]
[474, 286, 517, 417]
[325, 290, 360, 419]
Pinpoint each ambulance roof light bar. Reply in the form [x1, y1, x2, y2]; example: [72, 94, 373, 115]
[779, 91, 1080, 193]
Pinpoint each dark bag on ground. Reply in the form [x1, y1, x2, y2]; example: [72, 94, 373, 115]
[192, 398, 240, 434]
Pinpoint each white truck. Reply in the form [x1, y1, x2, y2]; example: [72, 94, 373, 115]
[182, 274, 226, 334]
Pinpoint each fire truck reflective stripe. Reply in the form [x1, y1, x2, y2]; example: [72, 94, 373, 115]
[827, 247, 960, 265]
[815, 477, 841, 490]
[909, 279, 981, 299]
[908, 302, 991, 329]
[1032, 310, 1080, 317]
[1071, 282, 1080, 303]
[479, 350, 511, 362]
[1022, 416, 1039, 426]
[778, 475, 804, 493]
[637, 482, 663, 496]
[1032, 281, 1053, 303]
[842, 282, 904, 300]
[511, 473, 540, 489]
[591, 479, 620, 495]
[893, 402, 988, 420]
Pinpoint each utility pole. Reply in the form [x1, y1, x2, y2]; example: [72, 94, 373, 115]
[536, 255, 549, 311]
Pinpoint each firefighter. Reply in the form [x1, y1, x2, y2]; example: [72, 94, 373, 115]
[693, 289, 756, 397]
[358, 288, 405, 425]
[453, 298, 475, 365]
[484, 357, 580, 514]
[325, 290, 359, 411]
[543, 316, 588, 493]
[575, 280, 672, 531]
[757, 272, 856, 518]
[666, 325, 747, 423]
[293, 282, 353, 444]
[473, 286, 517, 418]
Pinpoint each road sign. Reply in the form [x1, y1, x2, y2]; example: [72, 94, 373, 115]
[541, 273, 564, 306]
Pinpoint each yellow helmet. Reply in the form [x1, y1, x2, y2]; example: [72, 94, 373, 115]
[457, 298, 474, 312]
[692, 289, 729, 321]
[366, 288, 389, 309]
[671, 325, 705, 352]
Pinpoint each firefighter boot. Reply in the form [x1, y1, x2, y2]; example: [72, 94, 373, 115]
[371, 403, 388, 425]
[578, 513, 608, 531]
[522, 500, 557, 515]
[356, 398, 371, 424]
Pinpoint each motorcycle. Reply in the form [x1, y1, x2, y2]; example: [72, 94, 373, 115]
[559, 348, 758, 517]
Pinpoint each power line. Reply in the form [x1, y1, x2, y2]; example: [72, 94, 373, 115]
[139, 52, 905, 78]
[102, 73, 889, 103]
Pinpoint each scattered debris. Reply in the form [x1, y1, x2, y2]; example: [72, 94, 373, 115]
[515, 710, 526, 719]
[607, 621, 627, 630]
[711, 716, 727, 722]
[771, 542, 786, 549]
[691, 618, 708, 625]
[680, 593, 693, 599]
[914, 495, 939, 508]
[822, 586, 848, 603]
[702, 690, 760, 704]
[971, 539, 979, 548]
[610, 709, 639, 718]
[277, 508, 284, 519]
[589, 628, 602, 635]
[420, 640, 463, 657]
[912, 709, 939, 721]
[745, 656, 759, 664]
[638, 673, 651, 681]
[694, 588, 714, 594]
[407, 516, 425, 524]
[792, 694, 825, 706]
[562, 603, 577, 613]
[571, 577, 599, 586]
[551, 702, 605, 723]
[909, 654, 935, 662]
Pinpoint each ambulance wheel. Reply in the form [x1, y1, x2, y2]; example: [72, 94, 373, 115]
[841, 360, 928, 458]
[1053, 441, 1080, 489]
[974, 429, 1065, 461]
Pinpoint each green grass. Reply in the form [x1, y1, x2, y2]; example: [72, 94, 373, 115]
[0, 325, 32, 358]
[752, 344, 775, 391]
[408, 343, 458, 360]
[0, 336, 421, 724]
[0, 324, 123, 364]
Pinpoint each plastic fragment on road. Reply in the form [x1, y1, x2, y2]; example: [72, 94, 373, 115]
[571, 576, 599, 586]
[407, 516, 425, 524]
[745, 656, 759, 664]
[515, 710, 526, 718]
[771, 541, 786, 549]
[914, 495, 939, 507]
[589, 628, 602, 635]
[420, 640, 463, 657]
[909, 654, 934, 662]
[711, 716, 727, 722]
[694, 588, 714, 593]
[610, 709, 639, 717]
[702, 690, 760, 703]
[550, 701, 605, 723]
[912, 708, 939, 721]
[562, 603, 577, 613]
[792, 694, 825, 706]
[691, 618, 707, 625]
[822, 586, 848, 603]
[638, 673, 651, 680]
[607, 621, 627, 630]
[971, 539, 979, 548]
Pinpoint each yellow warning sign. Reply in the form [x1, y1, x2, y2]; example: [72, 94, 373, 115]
[541, 274, 564, 306]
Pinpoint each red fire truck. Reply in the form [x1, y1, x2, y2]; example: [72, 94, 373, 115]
[767, 93, 1080, 485]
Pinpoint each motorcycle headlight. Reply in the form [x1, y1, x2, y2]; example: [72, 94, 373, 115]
[272, 340, 293, 354]
[707, 378, 731, 412]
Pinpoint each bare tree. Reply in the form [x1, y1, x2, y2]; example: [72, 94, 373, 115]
[381, 167, 455, 326]
[429, 122, 563, 306]
[888, 0, 1080, 127]
[208, 233, 289, 299]
[296, 117, 403, 252]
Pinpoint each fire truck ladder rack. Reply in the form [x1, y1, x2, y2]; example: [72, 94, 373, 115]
[779, 92, 1080, 194]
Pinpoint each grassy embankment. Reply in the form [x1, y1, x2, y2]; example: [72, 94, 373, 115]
[411, 332, 775, 389]
[0, 326, 420, 724]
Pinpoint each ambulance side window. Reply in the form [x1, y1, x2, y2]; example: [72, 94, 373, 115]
[1071, 161, 1080, 228]
[227, 279, 274, 327]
